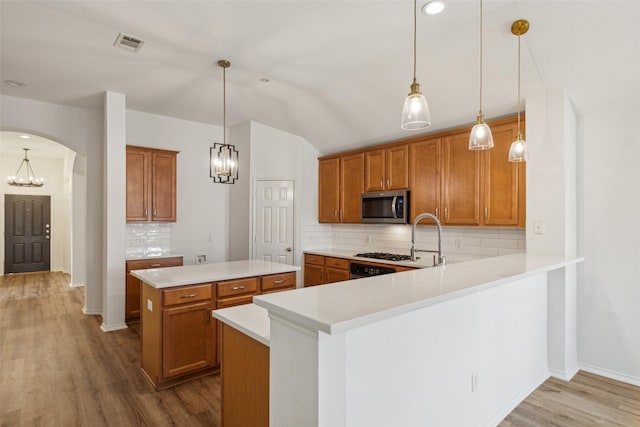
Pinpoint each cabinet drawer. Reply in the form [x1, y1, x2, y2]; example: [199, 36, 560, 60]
[164, 284, 212, 306]
[217, 277, 258, 298]
[304, 254, 325, 266]
[261, 272, 296, 292]
[216, 294, 254, 309]
[325, 257, 349, 270]
[126, 256, 183, 272]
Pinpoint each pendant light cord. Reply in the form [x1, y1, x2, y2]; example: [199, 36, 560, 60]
[517, 34, 521, 137]
[412, 0, 417, 83]
[479, 0, 484, 115]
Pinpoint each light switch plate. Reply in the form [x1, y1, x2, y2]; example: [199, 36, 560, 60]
[147, 299, 153, 311]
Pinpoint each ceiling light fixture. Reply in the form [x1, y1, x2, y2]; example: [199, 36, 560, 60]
[19, 134, 31, 139]
[7, 148, 44, 187]
[401, 0, 431, 130]
[422, 1, 445, 15]
[3, 80, 26, 87]
[468, 0, 494, 151]
[210, 59, 239, 184]
[509, 19, 529, 162]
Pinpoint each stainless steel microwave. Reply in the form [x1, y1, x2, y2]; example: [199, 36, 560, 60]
[361, 190, 409, 224]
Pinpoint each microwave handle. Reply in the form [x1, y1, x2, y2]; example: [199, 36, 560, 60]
[391, 196, 398, 219]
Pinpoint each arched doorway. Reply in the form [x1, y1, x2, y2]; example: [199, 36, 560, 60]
[0, 131, 86, 287]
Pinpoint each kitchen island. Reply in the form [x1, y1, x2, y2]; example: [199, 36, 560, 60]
[132, 259, 299, 390]
[214, 253, 583, 427]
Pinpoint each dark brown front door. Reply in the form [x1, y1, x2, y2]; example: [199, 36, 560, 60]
[4, 194, 51, 274]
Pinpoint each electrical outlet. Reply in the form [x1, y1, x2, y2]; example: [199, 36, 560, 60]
[455, 239, 463, 250]
[534, 221, 545, 235]
[196, 254, 206, 264]
[147, 299, 153, 312]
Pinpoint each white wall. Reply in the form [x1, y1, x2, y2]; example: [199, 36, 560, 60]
[228, 121, 252, 260]
[126, 109, 228, 265]
[0, 150, 71, 273]
[577, 108, 640, 385]
[0, 95, 102, 313]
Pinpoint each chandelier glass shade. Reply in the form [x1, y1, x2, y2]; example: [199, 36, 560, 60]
[210, 59, 239, 184]
[7, 148, 44, 187]
[508, 19, 529, 163]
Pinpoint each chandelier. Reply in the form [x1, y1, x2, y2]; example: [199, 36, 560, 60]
[7, 148, 44, 187]
[210, 59, 239, 184]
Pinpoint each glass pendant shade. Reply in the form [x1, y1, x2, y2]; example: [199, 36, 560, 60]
[401, 82, 431, 130]
[508, 135, 527, 162]
[468, 116, 494, 150]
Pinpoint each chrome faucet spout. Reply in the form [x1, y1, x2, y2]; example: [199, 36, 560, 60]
[410, 212, 446, 266]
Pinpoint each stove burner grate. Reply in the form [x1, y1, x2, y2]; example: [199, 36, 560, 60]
[354, 252, 412, 262]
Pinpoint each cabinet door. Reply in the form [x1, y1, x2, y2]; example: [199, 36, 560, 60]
[386, 144, 409, 190]
[151, 151, 177, 222]
[340, 153, 365, 223]
[126, 147, 150, 221]
[364, 149, 386, 192]
[410, 138, 441, 222]
[324, 267, 350, 284]
[318, 158, 340, 223]
[442, 132, 481, 225]
[126, 274, 141, 320]
[304, 263, 324, 287]
[163, 301, 214, 378]
[482, 122, 523, 226]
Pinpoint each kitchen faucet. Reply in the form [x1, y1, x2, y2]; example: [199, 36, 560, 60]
[410, 212, 446, 266]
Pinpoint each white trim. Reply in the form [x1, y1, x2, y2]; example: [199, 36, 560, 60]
[579, 363, 640, 387]
[82, 306, 101, 315]
[69, 282, 85, 288]
[483, 371, 550, 427]
[100, 322, 128, 332]
[549, 365, 579, 381]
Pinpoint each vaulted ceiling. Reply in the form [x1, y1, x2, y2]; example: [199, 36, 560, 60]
[1, 1, 638, 155]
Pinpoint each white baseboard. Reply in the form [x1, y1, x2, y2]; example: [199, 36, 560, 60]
[82, 306, 102, 315]
[579, 363, 640, 387]
[549, 365, 579, 381]
[484, 371, 550, 427]
[69, 282, 85, 288]
[100, 322, 128, 333]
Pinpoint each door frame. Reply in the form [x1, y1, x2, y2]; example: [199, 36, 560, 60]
[251, 178, 296, 264]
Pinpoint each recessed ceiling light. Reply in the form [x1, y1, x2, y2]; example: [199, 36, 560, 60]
[19, 135, 31, 139]
[260, 78, 270, 83]
[3, 80, 26, 87]
[422, 0, 445, 15]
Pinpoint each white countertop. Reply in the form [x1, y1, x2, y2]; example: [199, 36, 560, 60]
[131, 259, 300, 289]
[125, 252, 184, 261]
[304, 248, 435, 268]
[213, 304, 270, 347]
[254, 253, 584, 336]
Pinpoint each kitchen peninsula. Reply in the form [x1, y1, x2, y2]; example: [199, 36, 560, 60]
[214, 253, 584, 427]
[132, 259, 299, 390]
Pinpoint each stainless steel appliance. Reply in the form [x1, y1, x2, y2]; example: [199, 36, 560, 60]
[350, 262, 397, 279]
[361, 190, 409, 224]
[355, 252, 412, 262]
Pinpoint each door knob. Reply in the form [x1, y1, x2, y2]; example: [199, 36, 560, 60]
[286, 247, 292, 252]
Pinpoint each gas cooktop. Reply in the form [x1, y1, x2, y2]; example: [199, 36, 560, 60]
[354, 252, 412, 262]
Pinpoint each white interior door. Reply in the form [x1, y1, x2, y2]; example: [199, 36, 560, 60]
[254, 180, 294, 264]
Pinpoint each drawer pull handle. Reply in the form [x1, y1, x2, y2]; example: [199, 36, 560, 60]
[151, 264, 161, 267]
[231, 285, 246, 290]
[180, 294, 198, 298]
[272, 280, 285, 284]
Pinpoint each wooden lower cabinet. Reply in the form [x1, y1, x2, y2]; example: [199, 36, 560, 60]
[126, 256, 183, 321]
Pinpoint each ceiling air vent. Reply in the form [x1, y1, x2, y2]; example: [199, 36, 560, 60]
[114, 33, 145, 53]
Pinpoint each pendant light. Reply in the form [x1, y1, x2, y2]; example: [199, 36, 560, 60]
[401, 0, 431, 130]
[468, 0, 493, 150]
[210, 59, 239, 184]
[7, 148, 44, 187]
[508, 20, 529, 162]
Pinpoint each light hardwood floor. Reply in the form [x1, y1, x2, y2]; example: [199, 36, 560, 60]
[1, 272, 638, 426]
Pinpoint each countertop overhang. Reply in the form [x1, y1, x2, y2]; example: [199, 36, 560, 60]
[253, 253, 584, 336]
[131, 259, 300, 289]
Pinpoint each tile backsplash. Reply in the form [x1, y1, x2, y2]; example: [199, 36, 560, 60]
[303, 223, 525, 263]
[126, 224, 172, 257]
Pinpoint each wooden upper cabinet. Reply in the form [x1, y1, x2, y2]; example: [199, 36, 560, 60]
[365, 145, 409, 192]
[126, 145, 178, 222]
[409, 137, 440, 222]
[442, 132, 481, 226]
[340, 153, 365, 223]
[482, 121, 526, 227]
[318, 157, 340, 223]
